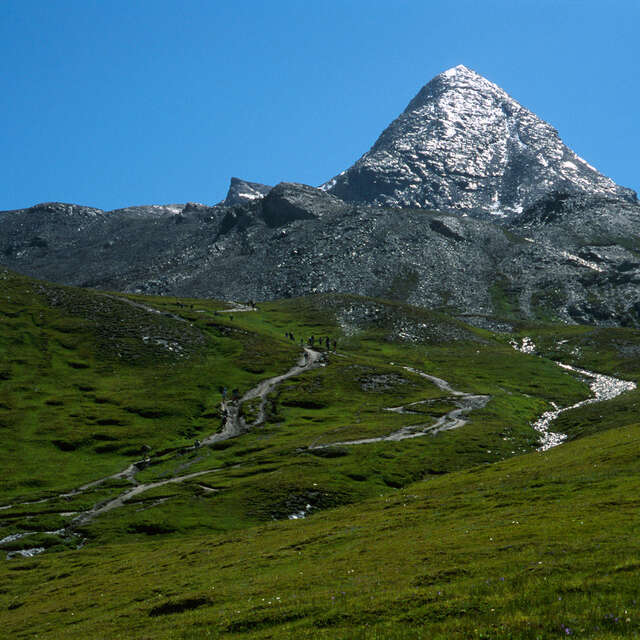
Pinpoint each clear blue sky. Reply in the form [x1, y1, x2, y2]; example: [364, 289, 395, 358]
[2, 0, 638, 211]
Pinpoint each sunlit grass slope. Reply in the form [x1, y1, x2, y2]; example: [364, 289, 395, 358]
[0, 268, 298, 500]
[2, 267, 640, 637]
[2, 421, 640, 639]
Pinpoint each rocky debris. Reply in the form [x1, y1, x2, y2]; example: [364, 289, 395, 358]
[259, 182, 349, 227]
[336, 299, 484, 343]
[323, 65, 636, 216]
[25, 201, 104, 217]
[222, 177, 272, 206]
[510, 192, 640, 242]
[1, 202, 105, 260]
[510, 337, 536, 354]
[3, 189, 640, 326]
[107, 203, 186, 218]
[218, 207, 256, 235]
[456, 316, 514, 333]
[502, 193, 640, 326]
[359, 373, 408, 392]
[181, 202, 210, 214]
[38, 284, 206, 361]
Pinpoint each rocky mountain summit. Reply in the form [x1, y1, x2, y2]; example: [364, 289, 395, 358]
[323, 65, 636, 216]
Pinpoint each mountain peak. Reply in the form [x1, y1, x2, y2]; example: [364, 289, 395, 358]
[435, 64, 500, 91]
[402, 64, 504, 116]
[324, 67, 636, 216]
[440, 64, 474, 77]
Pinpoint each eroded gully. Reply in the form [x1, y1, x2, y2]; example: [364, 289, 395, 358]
[510, 338, 636, 451]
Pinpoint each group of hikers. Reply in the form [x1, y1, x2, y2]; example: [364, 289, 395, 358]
[216, 385, 240, 426]
[284, 331, 337, 351]
[215, 328, 337, 410]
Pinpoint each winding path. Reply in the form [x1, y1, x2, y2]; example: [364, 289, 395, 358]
[70, 468, 230, 527]
[309, 364, 490, 449]
[7, 315, 633, 556]
[66, 347, 324, 529]
[202, 348, 324, 446]
[101, 293, 190, 324]
[1, 299, 323, 557]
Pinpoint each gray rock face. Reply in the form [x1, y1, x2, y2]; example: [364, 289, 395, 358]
[260, 182, 349, 227]
[504, 193, 640, 325]
[323, 65, 636, 217]
[3, 187, 640, 327]
[0, 202, 105, 260]
[222, 177, 272, 206]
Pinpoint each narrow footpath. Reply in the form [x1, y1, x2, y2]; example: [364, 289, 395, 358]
[1, 298, 324, 558]
[309, 364, 490, 449]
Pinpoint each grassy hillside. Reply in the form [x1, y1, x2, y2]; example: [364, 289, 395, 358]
[2, 421, 640, 639]
[1, 267, 640, 637]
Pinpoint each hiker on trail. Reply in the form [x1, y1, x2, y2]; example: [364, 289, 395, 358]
[194, 439, 201, 449]
[309, 335, 315, 347]
[290, 332, 295, 341]
[325, 336, 330, 350]
[221, 386, 227, 400]
[232, 388, 240, 401]
[332, 339, 337, 350]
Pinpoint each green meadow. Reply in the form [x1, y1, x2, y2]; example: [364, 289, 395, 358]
[1, 266, 640, 638]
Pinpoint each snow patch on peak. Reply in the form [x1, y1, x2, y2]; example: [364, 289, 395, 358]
[438, 65, 495, 89]
[319, 170, 345, 192]
[222, 177, 272, 207]
[441, 64, 474, 78]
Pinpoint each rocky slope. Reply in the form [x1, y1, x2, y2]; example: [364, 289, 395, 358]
[322, 65, 636, 217]
[2, 184, 640, 327]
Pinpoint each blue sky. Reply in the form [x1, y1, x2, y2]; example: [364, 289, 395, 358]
[2, 0, 638, 211]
